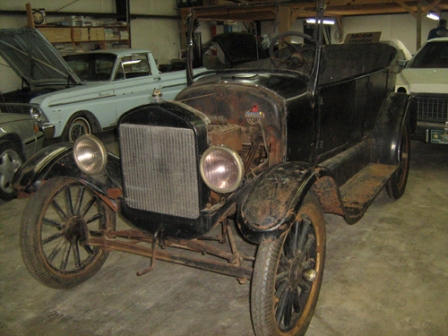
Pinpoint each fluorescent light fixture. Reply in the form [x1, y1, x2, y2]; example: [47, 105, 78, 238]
[306, 18, 335, 25]
[427, 12, 440, 20]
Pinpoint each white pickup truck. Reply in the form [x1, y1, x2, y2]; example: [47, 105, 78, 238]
[0, 28, 204, 142]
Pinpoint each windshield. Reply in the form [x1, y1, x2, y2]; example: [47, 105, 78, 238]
[64, 53, 117, 81]
[408, 41, 448, 68]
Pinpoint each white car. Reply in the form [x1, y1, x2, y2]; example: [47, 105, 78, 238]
[395, 37, 448, 144]
[0, 28, 203, 142]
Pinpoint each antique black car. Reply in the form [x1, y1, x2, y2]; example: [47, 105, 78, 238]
[15, 2, 412, 335]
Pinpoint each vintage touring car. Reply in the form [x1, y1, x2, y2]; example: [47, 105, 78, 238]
[15, 3, 412, 335]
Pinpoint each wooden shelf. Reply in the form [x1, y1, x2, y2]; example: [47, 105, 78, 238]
[37, 26, 130, 54]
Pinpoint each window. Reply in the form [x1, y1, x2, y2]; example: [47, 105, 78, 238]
[121, 54, 151, 79]
[409, 41, 448, 68]
[64, 53, 117, 81]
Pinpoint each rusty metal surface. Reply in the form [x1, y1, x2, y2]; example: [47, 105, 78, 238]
[340, 163, 397, 221]
[88, 221, 254, 280]
[311, 175, 344, 216]
[240, 162, 315, 231]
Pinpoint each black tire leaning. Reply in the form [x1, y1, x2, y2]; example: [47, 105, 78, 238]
[386, 124, 410, 200]
[20, 177, 115, 289]
[251, 193, 326, 336]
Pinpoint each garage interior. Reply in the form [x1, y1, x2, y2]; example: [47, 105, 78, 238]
[1, 0, 448, 335]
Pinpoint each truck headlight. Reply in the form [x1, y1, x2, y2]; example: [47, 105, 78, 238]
[73, 135, 107, 175]
[200, 146, 244, 193]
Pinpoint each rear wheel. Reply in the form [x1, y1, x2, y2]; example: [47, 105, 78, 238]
[251, 194, 326, 336]
[20, 177, 115, 289]
[0, 142, 23, 200]
[386, 124, 410, 199]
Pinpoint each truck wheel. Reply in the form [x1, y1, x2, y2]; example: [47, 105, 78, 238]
[20, 177, 115, 289]
[0, 142, 23, 200]
[386, 124, 410, 200]
[251, 194, 326, 336]
[66, 116, 92, 142]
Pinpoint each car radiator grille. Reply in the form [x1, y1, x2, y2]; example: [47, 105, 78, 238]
[120, 124, 200, 219]
[415, 96, 448, 122]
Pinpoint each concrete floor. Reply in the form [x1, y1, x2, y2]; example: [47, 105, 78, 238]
[1, 137, 447, 336]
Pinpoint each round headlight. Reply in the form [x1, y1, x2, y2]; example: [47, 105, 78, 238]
[200, 146, 244, 193]
[30, 107, 43, 122]
[73, 135, 107, 175]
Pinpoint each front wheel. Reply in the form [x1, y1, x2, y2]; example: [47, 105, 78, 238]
[251, 194, 326, 336]
[20, 177, 115, 289]
[66, 116, 92, 142]
[386, 124, 410, 199]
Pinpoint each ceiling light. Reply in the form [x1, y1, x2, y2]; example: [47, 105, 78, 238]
[306, 18, 335, 25]
[427, 12, 440, 20]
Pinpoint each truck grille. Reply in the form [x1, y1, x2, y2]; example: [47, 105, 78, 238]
[120, 124, 200, 219]
[415, 96, 448, 122]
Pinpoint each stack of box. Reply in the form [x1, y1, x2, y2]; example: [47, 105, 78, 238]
[72, 28, 89, 42]
[39, 28, 71, 43]
[90, 28, 105, 41]
[119, 29, 129, 40]
[104, 28, 120, 40]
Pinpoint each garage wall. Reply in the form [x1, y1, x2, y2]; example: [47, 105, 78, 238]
[341, 13, 447, 54]
[0, 1, 445, 57]
[0, 1, 180, 64]
[260, 13, 446, 54]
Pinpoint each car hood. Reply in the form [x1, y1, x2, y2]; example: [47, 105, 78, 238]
[396, 68, 448, 94]
[0, 112, 30, 124]
[29, 81, 114, 106]
[0, 28, 82, 87]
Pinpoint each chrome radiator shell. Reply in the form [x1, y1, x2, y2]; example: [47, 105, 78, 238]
[120, 124, 200, 219]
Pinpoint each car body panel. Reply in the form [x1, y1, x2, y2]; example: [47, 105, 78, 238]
[0, 28, 81, 87]
[395, 37, 448, 143]
[0, 111, 44, 157]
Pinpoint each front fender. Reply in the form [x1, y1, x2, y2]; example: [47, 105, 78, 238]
[237, 162, 318, 244]
[13, 142, 122, 198]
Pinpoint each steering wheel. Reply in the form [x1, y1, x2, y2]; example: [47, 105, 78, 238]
[268, 31, 316, 71]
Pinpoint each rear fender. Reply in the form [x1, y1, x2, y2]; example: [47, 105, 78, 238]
[237, 162, 319, 244]
[13, 143, 122, 204]
[372, 92, 412, 165]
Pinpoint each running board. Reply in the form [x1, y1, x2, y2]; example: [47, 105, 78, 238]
[340, 163, 397, 222]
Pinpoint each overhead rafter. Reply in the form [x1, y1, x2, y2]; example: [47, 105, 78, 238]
[180, 0, 448, 50]
[182, 0, 448, 21]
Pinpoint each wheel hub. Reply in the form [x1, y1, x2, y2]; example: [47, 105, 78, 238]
[0, 150, 20, 191]
[289, 256, 317, 288]
[64, 216, 87, 242]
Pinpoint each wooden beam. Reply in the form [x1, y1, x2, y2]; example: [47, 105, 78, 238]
[417, 1, 422, 49]
[25, 3, 34, 28]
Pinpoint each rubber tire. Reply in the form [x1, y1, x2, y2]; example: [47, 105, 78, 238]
[66, 115, 92, 142]
[20, 177, 115, 289]
[251, 193, 326, 336]
[386, 124, 410, 200]
[0, 142, 23, 200]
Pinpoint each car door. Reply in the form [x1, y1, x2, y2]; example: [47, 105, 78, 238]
[315, 80, 355, 162]
[111, 53, 160, 119]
